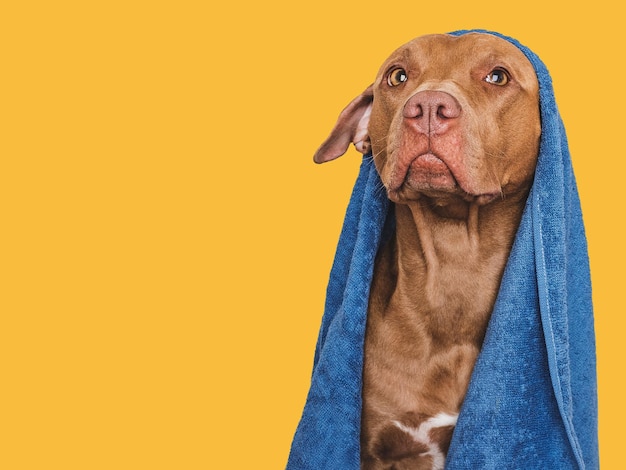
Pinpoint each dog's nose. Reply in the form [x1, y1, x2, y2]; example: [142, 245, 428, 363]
[403, 91, 461, 134]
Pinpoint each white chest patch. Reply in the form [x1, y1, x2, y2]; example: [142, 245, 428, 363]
[392, 412, 459, 470]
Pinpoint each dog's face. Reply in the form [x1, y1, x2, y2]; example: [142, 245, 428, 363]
[315, 33, 541, 207]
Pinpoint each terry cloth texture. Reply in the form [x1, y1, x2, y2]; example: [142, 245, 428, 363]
[287, 30, 598, 470]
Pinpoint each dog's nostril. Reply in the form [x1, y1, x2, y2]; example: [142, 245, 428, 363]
[436, 102, 461, 120]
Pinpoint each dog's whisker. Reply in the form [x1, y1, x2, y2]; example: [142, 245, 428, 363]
[483, 149, 508, 160]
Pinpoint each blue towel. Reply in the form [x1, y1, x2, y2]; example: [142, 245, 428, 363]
[287, 30, 598, 469]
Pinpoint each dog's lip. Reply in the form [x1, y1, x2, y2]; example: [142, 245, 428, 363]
[389, 152, 456, 191]
[412, 152, 450, 175]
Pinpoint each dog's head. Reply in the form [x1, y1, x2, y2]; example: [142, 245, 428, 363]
[314, 33, 541, 206]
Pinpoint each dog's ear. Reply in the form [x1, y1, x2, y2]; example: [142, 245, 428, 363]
[313, 85, 374, 163]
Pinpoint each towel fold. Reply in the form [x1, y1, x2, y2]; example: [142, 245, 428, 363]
[287, 30, 598, 469]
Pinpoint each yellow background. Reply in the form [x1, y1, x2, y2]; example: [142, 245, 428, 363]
[1, 0, 623, 468]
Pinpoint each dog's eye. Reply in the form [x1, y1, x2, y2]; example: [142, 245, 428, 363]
[485, 68, 509, 86]
[388, 68, 408, 87]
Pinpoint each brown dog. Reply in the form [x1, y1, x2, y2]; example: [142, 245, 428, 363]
[313, 33, 541, 469]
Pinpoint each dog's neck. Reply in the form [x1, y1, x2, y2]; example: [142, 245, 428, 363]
[389, 195, 527, 345]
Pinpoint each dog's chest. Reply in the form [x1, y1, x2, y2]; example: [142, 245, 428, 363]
[360, 218, 510, 469]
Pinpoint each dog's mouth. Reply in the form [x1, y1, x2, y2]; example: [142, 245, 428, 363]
[388, 152, 500, 205]
[407, 153, 457, 190]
